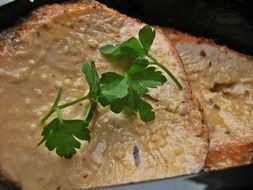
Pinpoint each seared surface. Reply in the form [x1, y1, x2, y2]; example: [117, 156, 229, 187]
[166, 29, 253, 170]
[0, 1, 207, 189]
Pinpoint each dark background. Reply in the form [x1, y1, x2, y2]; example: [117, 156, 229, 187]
[0, 0, 253, 54]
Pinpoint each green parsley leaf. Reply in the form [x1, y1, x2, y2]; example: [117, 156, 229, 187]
[81, 61, 100, 98]
[110, 88, 139, 113]
[38, 118, 90, 159]
[109, 89, 155, 122]
[127, 57, 149, 74]
[127, 58, 167, 95]
[99, 37, 145, 60]
[138, 99, 155, 121]
[120, 37, 145, 58]
[139, 25, 156, 52]
[99, 72, 128, 106]
[98, 44, 118, 54]
[99, 44, 121, 58]
[98, 57, 165, 121]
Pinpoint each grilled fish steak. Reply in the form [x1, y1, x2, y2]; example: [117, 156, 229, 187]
[0, 1, 208, 189]
[165, 29, 253, 170]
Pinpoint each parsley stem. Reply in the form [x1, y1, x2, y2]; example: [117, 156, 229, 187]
[58, 95, 89, 109]
[41, 109, 54, 124]
[53, 87, 63, 109]
[84, 101, 97, 123]
[147, 54, 183, 89]
[40, 93, 89, 124]
[40, 87, 63, 124]
[55, 108, 63, 124]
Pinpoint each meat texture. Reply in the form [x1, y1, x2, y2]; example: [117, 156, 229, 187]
[165, 29, 253, 170]
[0, 1, 208, 189]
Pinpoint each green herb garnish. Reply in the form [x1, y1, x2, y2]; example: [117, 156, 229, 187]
[99, 57, 166, 121]
[99, 25, 182, 89]
[38, 25, 182, 158]
[38, 61, 99, 158]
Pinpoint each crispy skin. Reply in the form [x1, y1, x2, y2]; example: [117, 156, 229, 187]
[0, 1, 208, 189]
[164, 28, 253, 170]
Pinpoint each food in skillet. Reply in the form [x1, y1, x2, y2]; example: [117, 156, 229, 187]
[165, 29, 253, 170]
[0, 0, 207, 189]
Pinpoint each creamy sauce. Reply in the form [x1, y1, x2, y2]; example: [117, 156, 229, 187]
[0, 5, 207, 190]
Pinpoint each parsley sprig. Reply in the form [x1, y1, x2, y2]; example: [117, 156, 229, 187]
[99, 25, 182, 89]
[38, 25, 182, 158]
[38, 61, 99, 158]
[98, 57, 166, 121]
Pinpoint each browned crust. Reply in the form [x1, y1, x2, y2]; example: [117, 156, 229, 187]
[164, 28, 216, 46]
[0, 0, 140, 51]
[205, 142, 253, 170]
[16, 0, 104, 36]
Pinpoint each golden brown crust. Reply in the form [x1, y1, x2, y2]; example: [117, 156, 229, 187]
[1, 0, 144, 52]
[0, 1, 112, 50]
[165, 28, 215, 46]
[205, 142, 253, 170]
[16, 1, 103, 37]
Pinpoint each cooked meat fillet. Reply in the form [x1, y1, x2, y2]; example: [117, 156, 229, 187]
[165, 29, 253, 170]
[0, 1, 208, 189]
